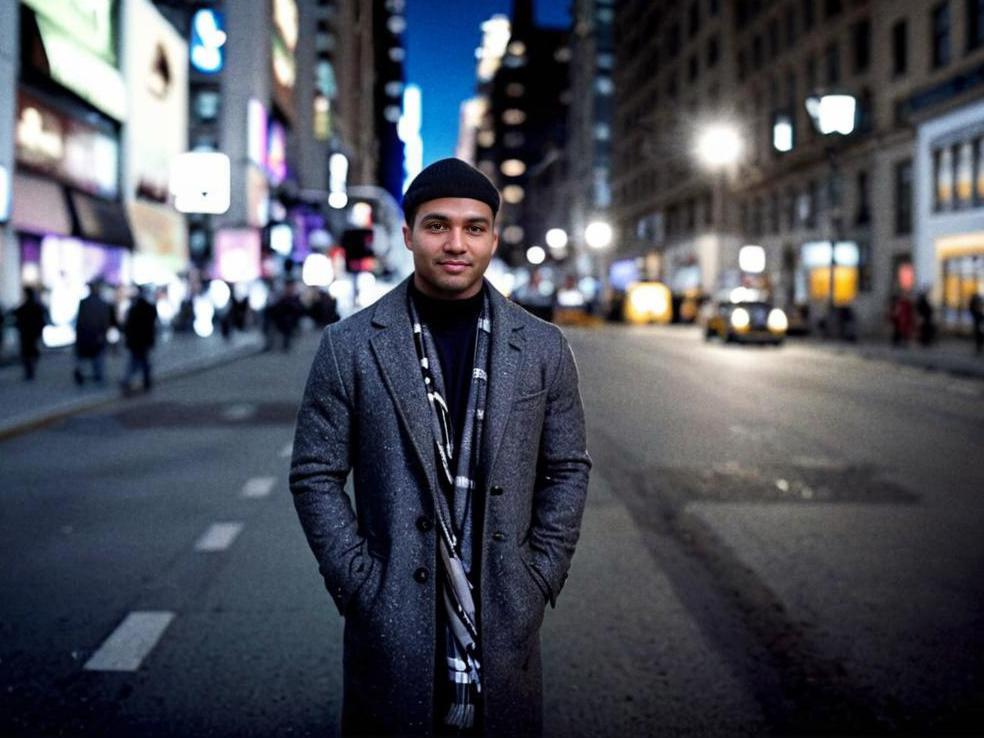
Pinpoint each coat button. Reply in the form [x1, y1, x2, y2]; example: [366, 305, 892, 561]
[492, 531, 506, 542]
[490, 485, 504, 496]
[413, 567, 429, 583]
[416, 516, 433, 532]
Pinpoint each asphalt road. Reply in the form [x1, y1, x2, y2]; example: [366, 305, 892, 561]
[1, 323, 982, 737]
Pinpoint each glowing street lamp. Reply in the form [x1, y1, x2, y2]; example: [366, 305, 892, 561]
[584, 221, 613, 251]
[696, 123, 743, 168]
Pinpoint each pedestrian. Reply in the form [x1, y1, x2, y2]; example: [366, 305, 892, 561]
[13, 286, 46, 380]
[290, 158, 591, 737]
[889, 292, 914, 347]
[73, 280, 114, 385]
[916, 290, 936, 346]
[970, 292, 984, 356]
[119, 285, 158, 394]
[269, 279, 303, 351]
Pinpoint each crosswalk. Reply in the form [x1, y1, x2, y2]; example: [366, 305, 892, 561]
[83, 460, 290, 673]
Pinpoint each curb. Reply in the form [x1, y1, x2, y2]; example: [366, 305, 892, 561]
[0, 339, 266, 443]
[788, 339, 984, 381]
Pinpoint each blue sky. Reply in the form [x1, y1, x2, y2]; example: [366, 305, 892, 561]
[404, 0, 571, 166]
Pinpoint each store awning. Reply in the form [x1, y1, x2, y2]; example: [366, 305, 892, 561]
[67, 189, 135, 249]
[10, 171, 73, 236]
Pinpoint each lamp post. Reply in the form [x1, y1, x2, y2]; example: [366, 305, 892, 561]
[696, 123, 743, 295]
[805, 93, 857, 338]
[584, 220, 613, 313]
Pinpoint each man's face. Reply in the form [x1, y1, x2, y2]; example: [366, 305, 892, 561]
[403, 197, 498, 300]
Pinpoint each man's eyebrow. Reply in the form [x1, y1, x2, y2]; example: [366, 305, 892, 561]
[418, 212, 492, 225]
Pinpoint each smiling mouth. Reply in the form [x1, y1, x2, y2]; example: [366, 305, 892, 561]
[438, 261, 471, 270]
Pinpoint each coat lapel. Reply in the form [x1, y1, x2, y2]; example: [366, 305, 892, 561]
[481, 285, 526, 479]
[369, 279, 440, 493]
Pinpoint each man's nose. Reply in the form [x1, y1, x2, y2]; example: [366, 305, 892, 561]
[444, 228, 466, 252]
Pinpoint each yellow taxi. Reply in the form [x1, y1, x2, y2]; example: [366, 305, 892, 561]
[702, 297, 788, 345]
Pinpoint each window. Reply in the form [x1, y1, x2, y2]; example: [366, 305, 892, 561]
[709, 0, 720, 16]
[689, 2, 700, 37]
[824, 0, 842, 19]
[806, 53, 817, 93]
[668, 23, 681, 58]
[689, 54, 699, 81]
[969, 0, 984, 50]
[932, 2, 951, 69]
[805, 180, 818, 227]
[895, 159, 913, 234]
[707, 34, 720, 67]
[768, 18, 779, 59]
[785, 6, 798, 47]
[737, 49, 748, 81]
[825, 41, 840, 85]
[856, 170, 870, 225]
[753, 34, 763, 69]
[802, 0, 815, 30]
[852, 19, 871, 72]
[892, 19, 908, 76]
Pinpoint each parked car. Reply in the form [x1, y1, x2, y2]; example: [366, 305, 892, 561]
[701, 300, 787, 345]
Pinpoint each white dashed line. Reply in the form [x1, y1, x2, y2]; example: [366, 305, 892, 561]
[221, 403, 257, 421]
[194, 522, 244, 551]
[279, 442, 293, 458]
[242, 476, 276, 498]
[83, 611, 175, 672]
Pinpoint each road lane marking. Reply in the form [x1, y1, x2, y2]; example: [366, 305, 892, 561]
[221, 403, 257, 421]
[83, 611, 175, 672]
[279, 442, 293, 458]
[242, 476, 276, 498]
[194, 522, 244, 551]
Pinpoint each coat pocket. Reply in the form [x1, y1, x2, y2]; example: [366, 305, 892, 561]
[346, 548, 387, 621]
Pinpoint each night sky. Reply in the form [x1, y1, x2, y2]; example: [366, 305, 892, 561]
[404, 0, 571, 166]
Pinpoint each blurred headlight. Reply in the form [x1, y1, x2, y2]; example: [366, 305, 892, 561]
[767, 307, 788, 333]
[730, 307, 750, 330]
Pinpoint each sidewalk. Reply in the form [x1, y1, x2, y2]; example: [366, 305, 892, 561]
[0, 329, 265, 440]
[788, 333, 984, 380]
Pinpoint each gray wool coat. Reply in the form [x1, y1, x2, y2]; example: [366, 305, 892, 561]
[289, 277, 591, 737]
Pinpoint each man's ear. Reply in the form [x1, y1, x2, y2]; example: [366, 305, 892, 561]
[402, 223, 413, 252]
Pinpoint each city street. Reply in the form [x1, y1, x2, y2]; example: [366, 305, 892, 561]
[1, 323, 982, 737]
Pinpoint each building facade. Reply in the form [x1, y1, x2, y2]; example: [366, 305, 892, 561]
[612, 0, 984, 337]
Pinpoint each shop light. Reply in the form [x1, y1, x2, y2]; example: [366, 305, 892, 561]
[739, 244, 766, 273]
[526, 245, 546, 265]
[302, 253, 334, 287]
[270, 223, 293, 255]
[545, 228, 568, 250]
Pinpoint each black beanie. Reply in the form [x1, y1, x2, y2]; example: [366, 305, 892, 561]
[402, 158, 500, 224]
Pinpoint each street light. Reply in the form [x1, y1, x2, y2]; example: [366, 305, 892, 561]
[584, 220, 613, 250]
[697, 123, 743, 298]
[696, 123, 743, 168]
[806, 92, 857, 338]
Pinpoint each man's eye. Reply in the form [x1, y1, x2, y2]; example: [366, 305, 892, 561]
[468, 226, 486, 234]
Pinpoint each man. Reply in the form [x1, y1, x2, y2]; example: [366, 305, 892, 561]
[120, 285, 158, 394]
[970, 292, 983, 356]
[290, 158, 591, 737]
[13, 286, 46, 380]
[74, 280, 114, 385]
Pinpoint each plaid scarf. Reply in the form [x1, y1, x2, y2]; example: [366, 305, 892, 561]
[409, 288, 491, 730]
